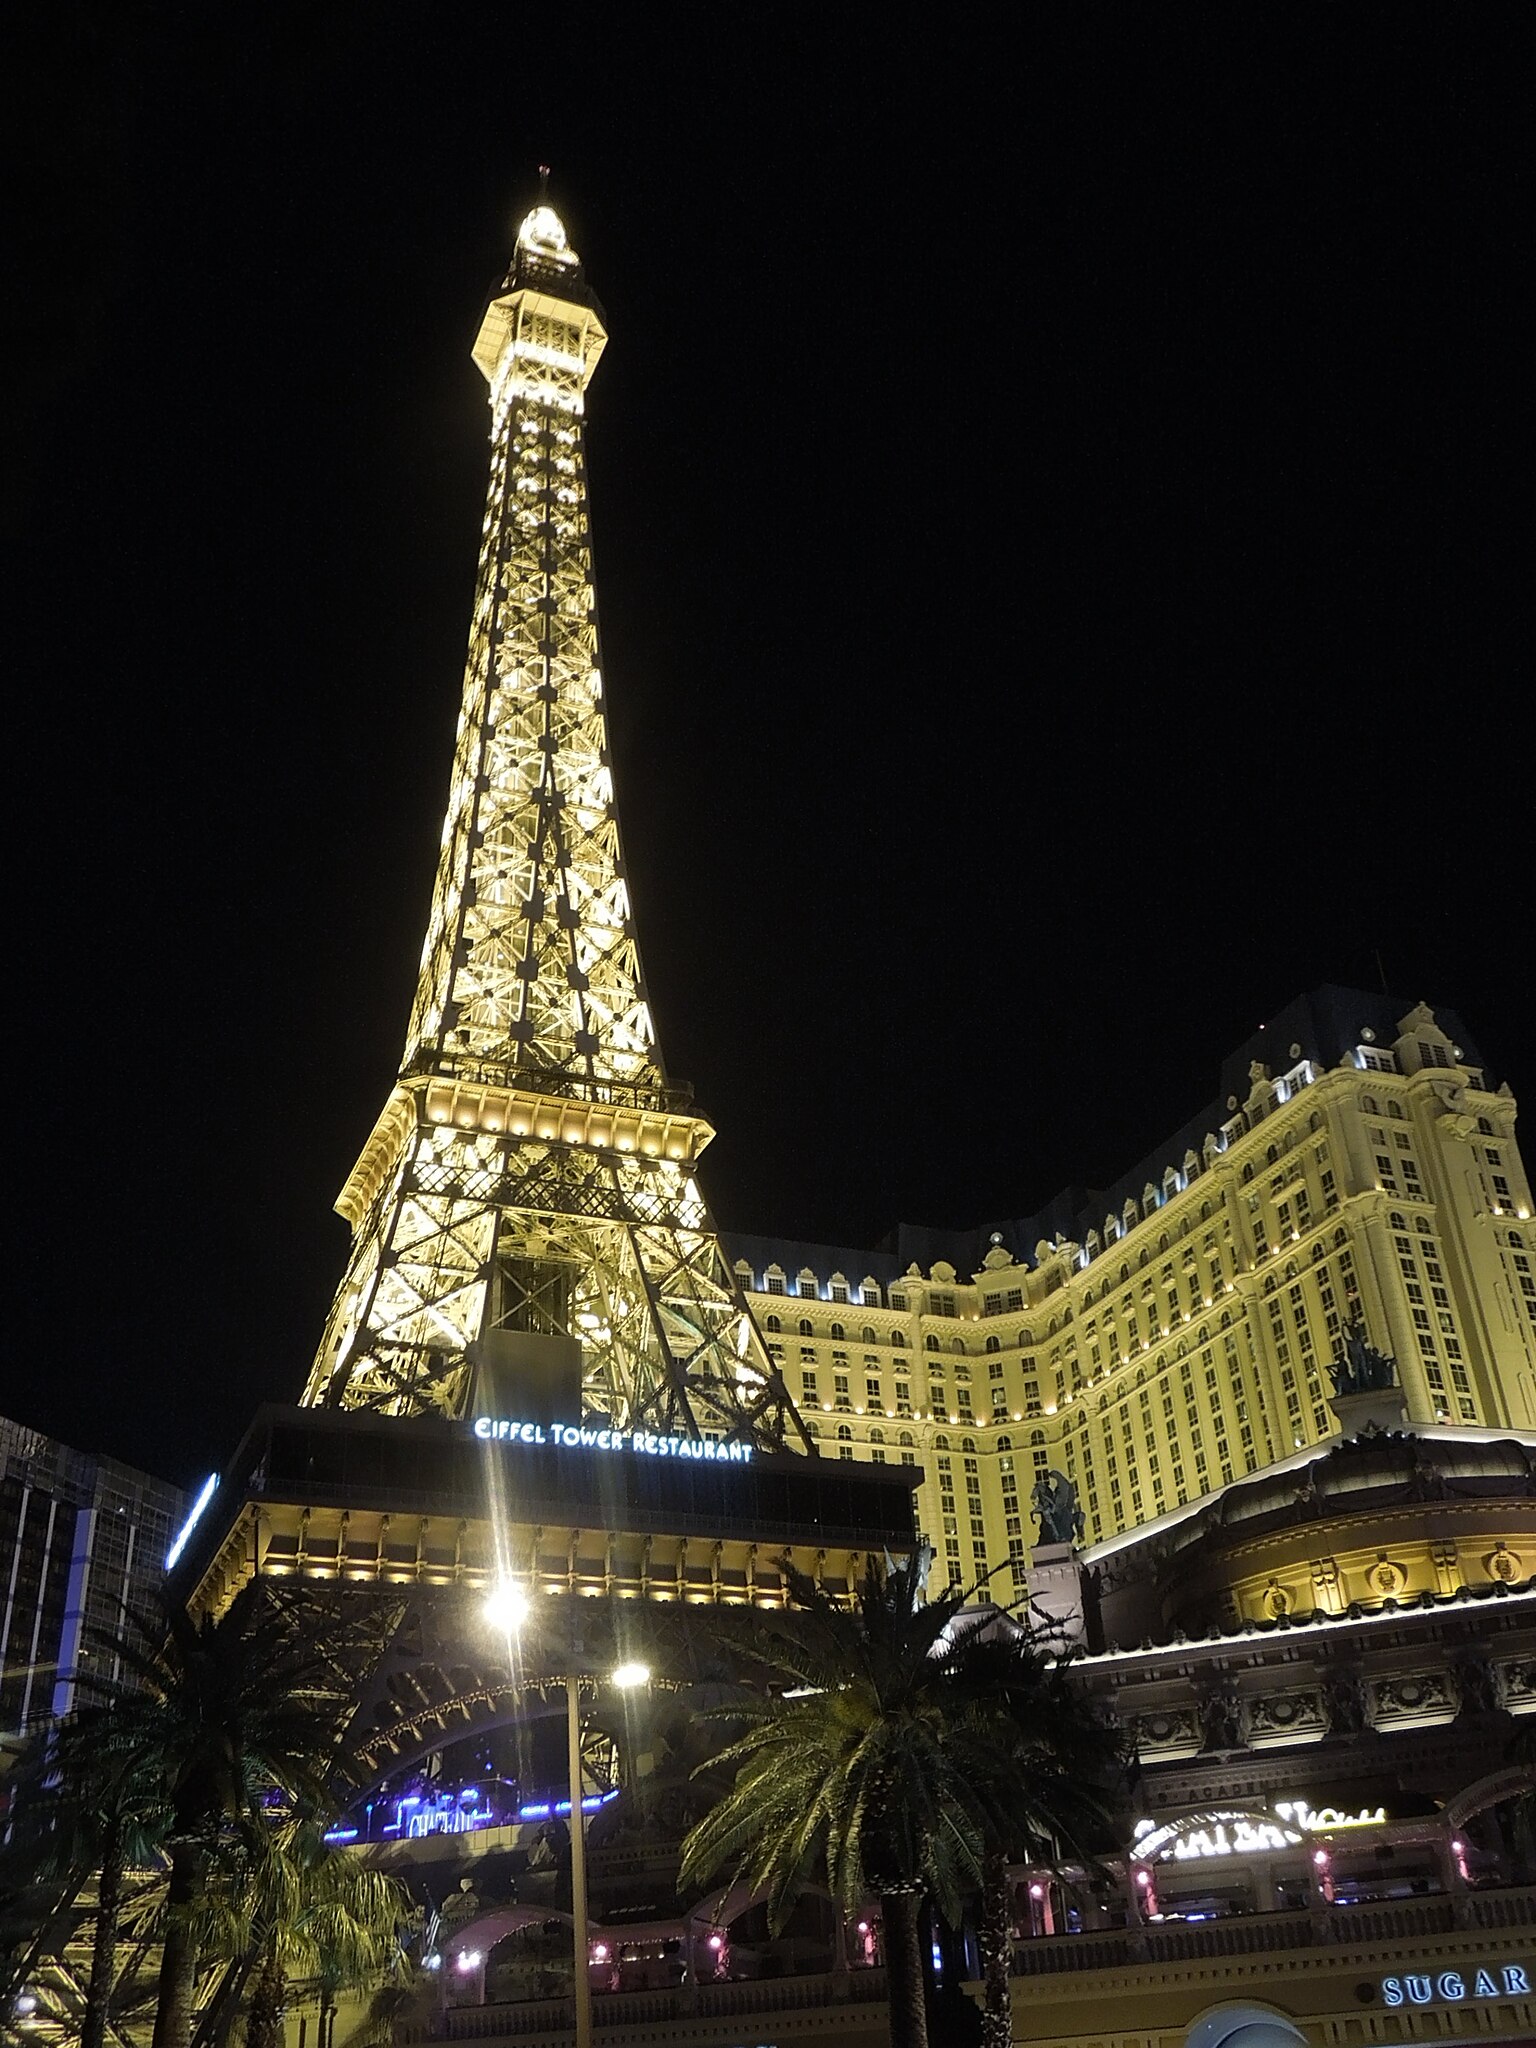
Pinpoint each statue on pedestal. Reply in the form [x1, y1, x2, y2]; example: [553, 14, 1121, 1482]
[1031, 1468, 1085, 1547]
[1329, 1316, 1398, 1398]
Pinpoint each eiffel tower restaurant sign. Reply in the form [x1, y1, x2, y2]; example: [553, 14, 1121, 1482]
[474, 1416, 756, 1463]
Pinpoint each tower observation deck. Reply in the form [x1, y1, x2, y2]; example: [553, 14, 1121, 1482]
[301, 200, 810, 1454]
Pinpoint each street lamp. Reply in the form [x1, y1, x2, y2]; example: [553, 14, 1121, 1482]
[481, 1588, 650, 2048]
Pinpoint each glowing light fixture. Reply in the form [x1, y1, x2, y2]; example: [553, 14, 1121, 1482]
[484, 1581, 531, 1632]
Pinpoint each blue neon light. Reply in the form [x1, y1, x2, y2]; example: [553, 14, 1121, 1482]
[165, 1474, 219, 1571]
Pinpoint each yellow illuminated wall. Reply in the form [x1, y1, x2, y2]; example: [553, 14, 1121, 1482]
[737, 1002, 1536, 1582]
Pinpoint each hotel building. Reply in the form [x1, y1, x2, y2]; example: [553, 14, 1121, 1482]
[729, 985, 1535, 1597]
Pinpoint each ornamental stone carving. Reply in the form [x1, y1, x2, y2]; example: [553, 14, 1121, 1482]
[1246, 1690, 1325, 1743]
[1368, 1554, 1410, 1600]
[1323, 1669, 1368, 1736]
[1486, 1542, 1523, 1584]
[1133, 1709, 1201, 1758]
[1369, 1670, 1453, 1728]
[1198, 1682, 1245, 1753]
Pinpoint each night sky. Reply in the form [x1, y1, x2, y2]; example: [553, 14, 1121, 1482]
[9, 9, 1530, 1486]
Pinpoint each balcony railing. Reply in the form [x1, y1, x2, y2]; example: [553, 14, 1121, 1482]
[1011, 1883, 1536, 1976]
[413, 1966, 888, 2041]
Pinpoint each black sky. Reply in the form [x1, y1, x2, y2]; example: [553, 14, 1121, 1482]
[8, 7, 1532, 1485]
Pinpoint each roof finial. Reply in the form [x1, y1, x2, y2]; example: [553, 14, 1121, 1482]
[538, 164, 551, 200]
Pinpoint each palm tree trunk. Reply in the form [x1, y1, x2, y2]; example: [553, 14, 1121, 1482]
[880, 1891, 929, 2048]
[151, 1840, 206, 2048]
[977, 1849, 1012, 2048]
[245, 1934, 285, 2048]
[83, 1818, 124, 2048]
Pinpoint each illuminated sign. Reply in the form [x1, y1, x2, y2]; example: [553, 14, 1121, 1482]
[517, 1788, 620, 1821]
[1133, 1799, 1392, 1863]
[165, 1473, 219, 1571]
[1132, 1812, 1302, 1862]
[1382, 1964, 1529, 2006]
[473, 1417, 754, 1463]
[1273, 1799, 1386, 1830]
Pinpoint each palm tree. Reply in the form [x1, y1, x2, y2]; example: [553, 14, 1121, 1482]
[944, 1634, 1124, 2048]
[2, 1701, 170, 2048]
[678, 1557, 1123, 2048]
[189, 1817, 406, 2048]
[43, 1709, 170, 2048]
[61, 1585, 345, 2048]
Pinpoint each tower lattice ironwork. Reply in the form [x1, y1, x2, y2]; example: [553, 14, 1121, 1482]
[301, 199, 810, 1453]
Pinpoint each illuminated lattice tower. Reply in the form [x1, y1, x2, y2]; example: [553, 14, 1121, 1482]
[302, 199, 810, 1453]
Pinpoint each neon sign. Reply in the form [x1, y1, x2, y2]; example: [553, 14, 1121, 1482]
[1273, 1799, 1386, 1830]
[1132, 1812, 1302, 1862]
[1382, 1964, 1529, 2006]
[473, 1417, 754, 1463]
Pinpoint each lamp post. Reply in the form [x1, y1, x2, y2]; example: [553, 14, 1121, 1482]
[485, 1584, 649, 2048]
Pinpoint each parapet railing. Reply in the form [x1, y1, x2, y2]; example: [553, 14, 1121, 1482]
[1011, 1883, 1536, 1976]
[413, 1966, 888, 2040]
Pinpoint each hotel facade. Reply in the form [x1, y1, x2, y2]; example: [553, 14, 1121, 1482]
[729, 984, 1535, 1598]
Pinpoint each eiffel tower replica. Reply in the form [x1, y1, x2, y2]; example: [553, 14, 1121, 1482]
[170, 190, 914, 1806]
[301, 192, 809, 1454]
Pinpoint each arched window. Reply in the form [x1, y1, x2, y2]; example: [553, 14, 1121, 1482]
[798, 1317, 813, 1337]
[925, 1334, 940, 1352]
[985, 1335, 1001, 1353]
[765, 1315, 781, 1333]
[830, 1322, 845, 1340]
[1029, 1428, 1045, 1446]
[962, 1436, 976, 1452]
[1389, 1211, 1406, 1228]
[891, 1331, 907, 1349]
[935, 1434, 951, 1450]
[950, 1337, 965, 1355]
[1363, 1094, 1378, 1114]
[836, 1424, 852, 1441]
[869, 1427, 885, 1444]
[997, 1435, 1012, 1451]
[1241, 1163, 1254, 1184]
[862, 1326, 877, 1346]
[898, 1430, 915, 1447]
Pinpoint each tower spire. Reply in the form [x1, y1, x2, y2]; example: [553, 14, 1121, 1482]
[301, 193, 810, 1455]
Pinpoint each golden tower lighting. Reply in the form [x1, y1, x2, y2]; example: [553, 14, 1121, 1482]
[301, 194, 810, 1454]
